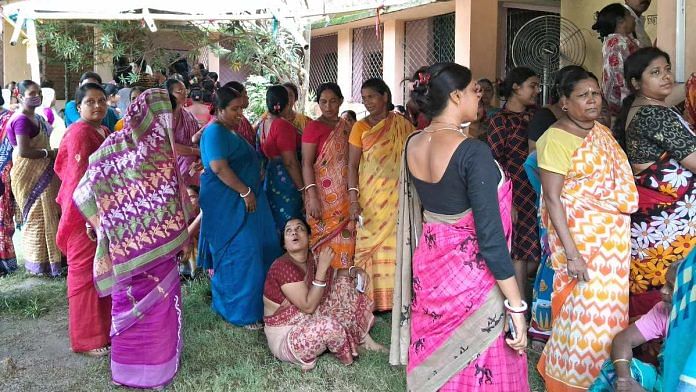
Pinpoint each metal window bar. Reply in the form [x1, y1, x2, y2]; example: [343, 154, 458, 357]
[352, 24, 384, 102]
[504, 9, 553, 74]
[308, 34, 338, 96]
[403, 13, 455, 104]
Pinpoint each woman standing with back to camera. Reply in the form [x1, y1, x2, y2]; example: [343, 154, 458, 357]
[393, 62, 528, 391]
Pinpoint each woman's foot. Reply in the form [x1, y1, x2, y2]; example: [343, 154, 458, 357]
[530, 340, 546, 353]
[243, 322, 264, 331]
[360, 335, 387, 352]
[82, 346, 110, 357]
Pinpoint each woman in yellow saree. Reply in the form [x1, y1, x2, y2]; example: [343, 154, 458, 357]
[348, 78, 415, 311]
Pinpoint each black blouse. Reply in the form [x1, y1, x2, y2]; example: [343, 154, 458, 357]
[408, 139, 514, 280]
[626, 105, 696, 164]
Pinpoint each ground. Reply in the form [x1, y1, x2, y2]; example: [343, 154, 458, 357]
[0, 267, 545, 392]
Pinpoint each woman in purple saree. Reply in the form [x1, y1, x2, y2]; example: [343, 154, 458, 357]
[392, 63, 529, 391]
[73, 89, 191, 389]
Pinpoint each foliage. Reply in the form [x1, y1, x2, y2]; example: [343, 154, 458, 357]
[244, 74, 273, 123]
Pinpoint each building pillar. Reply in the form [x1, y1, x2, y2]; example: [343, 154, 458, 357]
[336, 28, 352, 102]
[383, 19, 405, 106]
[455, 0, 498, 80]
[93, 28, 114, 82]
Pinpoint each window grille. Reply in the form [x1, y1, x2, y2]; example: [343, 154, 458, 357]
[351, 24, 384, 102]
[308, 34, 338, 95]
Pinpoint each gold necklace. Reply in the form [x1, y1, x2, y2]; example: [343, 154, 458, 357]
[422, 126, 465, 142]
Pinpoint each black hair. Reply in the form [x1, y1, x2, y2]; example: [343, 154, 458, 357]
[214, 86, 242, 113]
[79, 71, 102, 85]
[103, 84, 119, 97]
[224, 81, 245, 93]
[164, 78, 185, 110]
[280, 217, 311, 249]
[395, 105, 406, 114]
[187, 184, 200, 195]
[592, 3, 631, 41]
[40, 80, 55, 88]
[282, 82, 299, 100]
[361, 78, 395, 111]
[130, 86, 146, 96]
[557, 67, 594, 99]
[266, 85, 289, 115]
[613, 47, 671, 148]
[75, 83, 106, 104]
[17, 80, 39, 95]
[0, 94, 5, 107]
[551, 65, 586, 103]
[341, 110, 357, 122]
[498, 67, 537, 99]
[478, 78, 494, 88]
[315, 82, 343, 103]
[208, 72, 218, 81]
[410, 62, 472, 118]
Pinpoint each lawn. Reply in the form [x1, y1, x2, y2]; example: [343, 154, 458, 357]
[0, 269, 545, 391]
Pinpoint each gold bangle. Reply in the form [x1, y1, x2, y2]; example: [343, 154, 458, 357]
[612, 358, 630, 366]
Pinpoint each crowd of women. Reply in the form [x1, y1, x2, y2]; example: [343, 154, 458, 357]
[2, 12, 696, 388]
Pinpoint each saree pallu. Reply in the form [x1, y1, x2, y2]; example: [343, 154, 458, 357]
[174, 109, 201, 186]
[264, 157, 303, 234]
[524, 152, 554, 343]
[406, 175, 528, 391]
[663, 248, 696, 391]
[354, 113, 414, 311]
[264, 275, 374, 370]
[307, 120, 355, 269]
[74, 90, 190, 389]
[629, 152, 696, 317]
[538, 124, 638, 391]
[0, 110, 17, 275]
[10, 116, 61, 276]
[589, 357, 662, 392]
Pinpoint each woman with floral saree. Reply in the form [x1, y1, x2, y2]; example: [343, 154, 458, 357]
[347, 78, 415, 311]
[302, 83, 355, 270]
[55, 83, 111, 357]
[612, 48, 696, 319]
[263, 218, 382, 370]
[73, 89, 190, 389]
[9, 80, 61, 276]
[536, 67, 638, 391]
[0, 100, 17, 276]
[392, 63, 528, 391]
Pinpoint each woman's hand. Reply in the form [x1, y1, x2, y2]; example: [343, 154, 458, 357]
[243, 191, 257, 213]
[86, 225, 97, 242]
[511, 206, 518, 225]
[615, 377, 646, 392]
[317, 247, 334, 274]
[349, 201, 362, 221]
[566, 253, 589, 282]
[306, 194, 322, 219]
[504, 312, 527, 354]
[189, 159, 203, 176]
[351, 266, 370, 291]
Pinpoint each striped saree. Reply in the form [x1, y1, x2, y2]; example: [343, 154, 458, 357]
[538, 124, 638, 391]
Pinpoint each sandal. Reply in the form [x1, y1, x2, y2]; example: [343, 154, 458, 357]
[83, 346, 110, 357]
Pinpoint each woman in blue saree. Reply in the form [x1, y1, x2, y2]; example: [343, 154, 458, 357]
[200, 86, 281, 328]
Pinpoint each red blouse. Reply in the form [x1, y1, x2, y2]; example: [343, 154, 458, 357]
[259, 118, 300, 159]
[302, 120, 332, 155]
[263, 257, 306, 304]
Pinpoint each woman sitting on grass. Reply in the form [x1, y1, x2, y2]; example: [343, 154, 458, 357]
[589, 260, 680, 392]
[263, 218, 384, 371]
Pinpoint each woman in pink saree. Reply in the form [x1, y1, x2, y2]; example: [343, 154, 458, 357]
[392, 63, 528, 391]
[73, 89, 191, 389]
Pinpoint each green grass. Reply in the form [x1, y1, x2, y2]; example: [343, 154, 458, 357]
[1, 271, 545, 391]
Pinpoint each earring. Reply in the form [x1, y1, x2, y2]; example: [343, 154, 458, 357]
[562, 106, 568, 112]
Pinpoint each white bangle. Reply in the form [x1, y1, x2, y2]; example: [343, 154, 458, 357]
[240, 187, 252, 198]
[312, 280, 327, 287]
[504, 299, 528, 313]
[41, 149, 49, 159]
[304, 183, 317, 191]
[348, 266, 358, 277]
[348, 187, 359, 195]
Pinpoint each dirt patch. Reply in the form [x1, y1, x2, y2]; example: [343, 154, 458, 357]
[0, 306, 111, 392]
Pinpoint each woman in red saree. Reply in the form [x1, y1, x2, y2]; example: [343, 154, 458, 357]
[74, 89, 191, 389]
[301, 83, 355, 270]
[393, 63, 528, 391]
[263, 218, 382, 370]
[55, 83, 112, 356]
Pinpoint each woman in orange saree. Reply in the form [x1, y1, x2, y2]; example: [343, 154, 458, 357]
[347, 78, 415, 311]
[536, 68, 638, 391]
[302, 83, 355, 269]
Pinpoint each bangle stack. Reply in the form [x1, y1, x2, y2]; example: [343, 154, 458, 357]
[504, 299, 528, 313]
[312, 279, 327, 288]
[240, 187, 252, 198]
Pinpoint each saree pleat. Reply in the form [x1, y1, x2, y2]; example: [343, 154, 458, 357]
[307, 119, 355, 269]
[354, 113, 414, 311]
[538, 124, 638, 391]
[10, 115, 61, 276]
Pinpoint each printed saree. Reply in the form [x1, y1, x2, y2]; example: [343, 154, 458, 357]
[0, 110, 17, 275]
[589, 356, 663, 392]
[173, 108, 201, 186]
[538, 123, 638, 391]
[55, 121, 111, 353]
[524, 152, 554, 343]
[393, 139, 528, 391]
[663, 248, 696, 391]
[264, 255, 374, 370]
[9, 113, 61, 276]
[306, 119, 355, 269]
[354, 113, 414, 311]
[73, 89, 190, 389]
